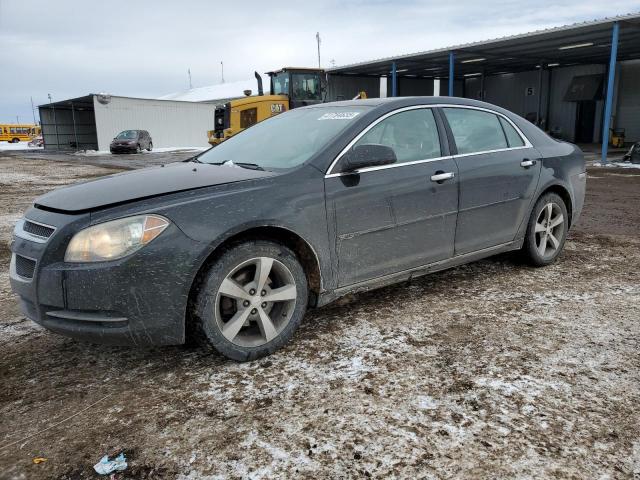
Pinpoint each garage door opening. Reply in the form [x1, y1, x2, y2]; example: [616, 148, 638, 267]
[39, 95, 98, 150]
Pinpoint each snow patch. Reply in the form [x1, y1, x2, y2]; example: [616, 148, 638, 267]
[592, 161, 640, 169]
[160, 78, 265, 103]
[0, 141, 42, 151]
[416, 395, 438, 410]
[73, 146, 207, 156]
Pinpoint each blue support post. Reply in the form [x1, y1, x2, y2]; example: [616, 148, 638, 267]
[601, 21, 619, 164]
[391, 62, 397, 97]
[448, 52, 455, 96]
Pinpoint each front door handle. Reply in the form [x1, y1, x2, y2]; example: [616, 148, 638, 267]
[430, 171, 455, 183]
[521, 159, 536, 168]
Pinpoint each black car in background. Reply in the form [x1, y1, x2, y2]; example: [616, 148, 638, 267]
[110, 130, 152, 153]
[10, 97, 586, 361]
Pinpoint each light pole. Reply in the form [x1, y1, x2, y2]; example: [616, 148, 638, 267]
[48, 93, 60, 149]
[30, 96, 37, 124]
[316, 32, 321, 68]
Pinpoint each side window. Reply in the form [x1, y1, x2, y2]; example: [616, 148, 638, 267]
[443, 108, 508, 155]
[499, 117, 525, 147]
[354, 108, 441, 163]
[240, 108, 258, 129]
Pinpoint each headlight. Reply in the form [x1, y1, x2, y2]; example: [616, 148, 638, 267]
[64, 215, 169, 262]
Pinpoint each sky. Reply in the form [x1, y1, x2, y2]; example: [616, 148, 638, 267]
[0, 0, 638, 123]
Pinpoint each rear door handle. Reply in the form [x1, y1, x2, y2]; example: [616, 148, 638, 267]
[521, 159, 536, 168]
[430, 172, 455, 183]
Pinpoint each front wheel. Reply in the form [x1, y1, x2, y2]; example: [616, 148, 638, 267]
[135, 144, 142, 154]
[147, 142, 153, 152]
[192, 241, 308, 361]
[521, 192, 569, 267]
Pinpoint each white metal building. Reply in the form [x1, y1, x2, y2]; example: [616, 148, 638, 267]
[39, 94, 216, 151]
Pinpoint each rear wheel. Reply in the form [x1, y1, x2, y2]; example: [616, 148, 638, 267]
[521, 192, 568, 267]
[11, 138, 19, 143]
[147, 142, 153, 152]
[192, 241, 308, 361]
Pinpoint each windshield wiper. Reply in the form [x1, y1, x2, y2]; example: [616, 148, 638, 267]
[208, 160, 265, 170]
[233, 162, 264, 171]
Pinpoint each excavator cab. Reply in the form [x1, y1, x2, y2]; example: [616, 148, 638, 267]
[268, 68, 324, 109]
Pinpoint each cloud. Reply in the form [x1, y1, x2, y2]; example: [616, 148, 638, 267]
[0, 0, 637, 122]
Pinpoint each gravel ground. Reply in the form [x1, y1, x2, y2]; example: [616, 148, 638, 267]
[0, 154, 639, 479]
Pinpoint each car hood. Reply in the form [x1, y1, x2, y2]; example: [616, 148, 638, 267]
[34, 162, 274, 213]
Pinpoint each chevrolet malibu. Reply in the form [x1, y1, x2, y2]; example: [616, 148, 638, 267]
[10, 97, 586, 361]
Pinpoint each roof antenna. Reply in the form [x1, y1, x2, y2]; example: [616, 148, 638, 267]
[221, 61, 225, 84]
[188, 68, 193, 89]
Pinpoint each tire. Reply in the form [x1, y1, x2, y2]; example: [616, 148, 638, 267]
[12, 138, 19, 143]
[521, 192, 569, 267]
[136, 144, 142, 154]
[191, 240, 308, 361]
[147, 142, 153, 152]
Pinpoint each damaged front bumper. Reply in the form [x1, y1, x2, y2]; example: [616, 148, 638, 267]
[9, 208, 205, 346]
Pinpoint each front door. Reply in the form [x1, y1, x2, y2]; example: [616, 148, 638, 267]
[325, 107, 459, 287]
[442, 107, 542, 254]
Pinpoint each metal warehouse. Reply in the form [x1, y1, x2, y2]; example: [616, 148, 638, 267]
[38, 13, 640, 162]
[327, 12, 640, 162]
[38, 95, 215, 151]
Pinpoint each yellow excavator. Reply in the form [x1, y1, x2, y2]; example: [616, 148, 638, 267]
[207, 67, 367, 146]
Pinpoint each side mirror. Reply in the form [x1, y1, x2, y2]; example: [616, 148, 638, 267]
[340, 144, 397, 173]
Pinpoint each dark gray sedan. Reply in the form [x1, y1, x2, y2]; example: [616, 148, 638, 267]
[10, 97, 586, 361]
[110, 129, 153, 154]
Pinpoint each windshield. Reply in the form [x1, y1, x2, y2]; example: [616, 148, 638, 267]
[116, 130, 138, 139]
[197, 106, 368, 170]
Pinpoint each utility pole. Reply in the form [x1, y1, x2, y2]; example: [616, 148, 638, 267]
[49, 93, 60, 149]
[188, 68, 193, 89]
[316, 32, 321, 68]
[221, 61, 225, 83]
[30, 96, 37, 124]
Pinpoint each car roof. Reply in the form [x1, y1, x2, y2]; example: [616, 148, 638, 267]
[322, 96, 508, 109]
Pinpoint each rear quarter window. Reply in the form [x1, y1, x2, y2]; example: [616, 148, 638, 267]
[499, 117, 525, 148]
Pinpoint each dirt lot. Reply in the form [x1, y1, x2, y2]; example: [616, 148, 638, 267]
[0, 153, 639, 479]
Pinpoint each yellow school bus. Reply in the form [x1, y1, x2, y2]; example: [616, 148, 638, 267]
[0, 124, 40, 143]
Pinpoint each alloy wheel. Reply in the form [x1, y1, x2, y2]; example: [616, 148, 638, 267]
[214, 257, 297, 347]
[534, 202, 565, 259]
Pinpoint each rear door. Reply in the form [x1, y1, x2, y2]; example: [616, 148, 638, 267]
[441, 106, 541, 255]
[325, 107, 459, 287]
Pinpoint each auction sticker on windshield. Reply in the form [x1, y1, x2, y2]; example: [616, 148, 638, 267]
[318, 112, 361, 120]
